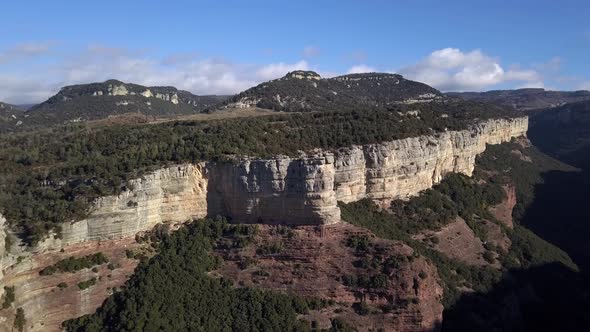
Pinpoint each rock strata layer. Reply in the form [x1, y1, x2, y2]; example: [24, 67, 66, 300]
[39, 164, 208, 248]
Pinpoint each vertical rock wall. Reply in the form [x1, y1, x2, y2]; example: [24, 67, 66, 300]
[207, 155, 341, 225]
[334, 117, 529, 202]
[39, 164, 208, 248]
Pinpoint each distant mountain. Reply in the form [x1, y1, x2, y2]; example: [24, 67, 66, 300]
[0, 102, 25, 132]
[20, 80, 228, 128]
[528, 100, 590, 168]
[220, 71, 443, 112]
[448, 88, 590, 111]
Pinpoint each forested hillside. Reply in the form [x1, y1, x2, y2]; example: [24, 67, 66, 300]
[0, 102, 24, 133]
[221, 71, 443, 112]
[1, 80, 227, 131]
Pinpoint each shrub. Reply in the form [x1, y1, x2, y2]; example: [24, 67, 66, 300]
[39, 252, 108, 276]
[345, 235, 370, 252]
[77, 278, 97, 290]
[353, 301, 371, 315]
[2, 286, 15, 308]
[256, 242, 283, 255]
[14, 307, 25, 332]
[483, 251, 495, 263]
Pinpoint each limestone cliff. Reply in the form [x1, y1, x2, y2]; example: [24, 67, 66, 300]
[40, 116, 527, 248]
[39, 164, 208, 248]
[334, 116, 528, 202]
[207, 155, 341, 225]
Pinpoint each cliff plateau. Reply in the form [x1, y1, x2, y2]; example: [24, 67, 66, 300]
[33, 116, 528, 248]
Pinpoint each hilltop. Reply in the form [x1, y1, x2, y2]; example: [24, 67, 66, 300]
[220, 71, 443, 112]
[448, 88, 590, 111]
[12, 80, 228, 129]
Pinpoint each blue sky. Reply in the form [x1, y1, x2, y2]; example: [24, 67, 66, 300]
[1, 0, 589, 103]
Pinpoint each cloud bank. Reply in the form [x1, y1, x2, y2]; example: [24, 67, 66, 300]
[0, 43, 571, 104]
[0, 44, 313, 104]
[398, 48, 543, 91]
[347, 64, 376, 74]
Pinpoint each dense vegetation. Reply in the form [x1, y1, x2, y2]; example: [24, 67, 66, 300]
[64, 217, 326, 331]
[39, 252, 108, 276]
[0, 102, 24, 133]
[2, 286, 15, 308]
[0, 104, 517, 243]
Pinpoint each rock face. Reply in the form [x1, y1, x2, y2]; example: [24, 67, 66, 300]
[215, 223, 444, 331]
[207, 155, 341, 225]
[39, 117, 527, 248]
[40, 164, 208, 248]
[334, 116, 528, 203]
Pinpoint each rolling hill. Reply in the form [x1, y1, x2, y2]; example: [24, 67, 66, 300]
[8, 80, 228, 130]
[448, 88, 590, 111]
[220, 71, 444, 112]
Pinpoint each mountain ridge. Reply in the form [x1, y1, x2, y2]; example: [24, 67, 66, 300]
[220, 71, 444, 112]
[448, 88, 590, 111]
[7, 80, 228, 130]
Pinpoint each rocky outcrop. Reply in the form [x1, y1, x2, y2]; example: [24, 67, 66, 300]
[38, 117, 527, 248]
[287, 70, 321, 80]
[489, 185, 517, 228]
[334, 117, 528, 202]
[39, 164, 208, 249]
[207, 155, 341, 225]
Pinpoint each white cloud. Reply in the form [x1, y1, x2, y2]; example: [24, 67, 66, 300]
[0, 43, 312, 103]
[0, 41, 54, 64]
[398, 48, 543, 91]
[347, 64, 376, 74]
[579, 81, 590, 91]
[256, 60, 309, 81]
[302, 46, 320, 58]
[0, 75, 60, 104]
